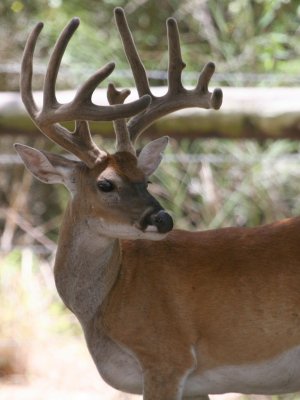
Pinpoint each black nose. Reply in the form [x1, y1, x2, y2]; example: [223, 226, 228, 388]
[150, 210, 173, 233]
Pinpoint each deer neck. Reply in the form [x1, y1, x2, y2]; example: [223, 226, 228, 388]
[53, 202, 121, 324]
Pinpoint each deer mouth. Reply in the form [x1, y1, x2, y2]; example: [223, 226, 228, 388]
[138, 209, 173, 234]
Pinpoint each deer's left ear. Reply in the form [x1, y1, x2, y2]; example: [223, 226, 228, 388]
[137, 136, 169, 177]
[14, 143, 78, 187]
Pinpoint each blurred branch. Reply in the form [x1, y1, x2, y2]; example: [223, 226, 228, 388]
[0, 208, 56, 253]
[1, 168, 33, 252]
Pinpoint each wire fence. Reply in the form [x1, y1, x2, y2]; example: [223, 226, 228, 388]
[1, 64, 300, 88]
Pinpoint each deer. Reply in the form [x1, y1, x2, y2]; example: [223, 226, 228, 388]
[14, 6, 300, 400]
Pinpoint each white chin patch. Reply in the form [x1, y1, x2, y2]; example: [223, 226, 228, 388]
[144, 225, 159, 233]
[88, 218, 167, 241]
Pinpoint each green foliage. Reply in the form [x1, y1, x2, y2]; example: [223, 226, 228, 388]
[204, 0, 300, 76]
[150, 138, 300, 230]
[1, 0, 299, 89]
[0, 248, 80, 341]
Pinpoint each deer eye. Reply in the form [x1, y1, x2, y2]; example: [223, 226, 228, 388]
[97, 179, 115, 192]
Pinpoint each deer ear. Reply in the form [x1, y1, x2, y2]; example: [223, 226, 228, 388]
[137, 136, 168, 177]
[14, 143, 78, 186]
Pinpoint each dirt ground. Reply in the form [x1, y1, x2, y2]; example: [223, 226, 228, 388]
[0, 334, 243, 400]
[0, 335, 140, 400]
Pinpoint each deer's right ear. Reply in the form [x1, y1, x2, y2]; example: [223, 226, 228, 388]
[14, 143, 78, 186]
[137, 136, 169, 177]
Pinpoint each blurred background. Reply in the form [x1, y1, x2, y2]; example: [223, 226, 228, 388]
[1, 0, 300, 399]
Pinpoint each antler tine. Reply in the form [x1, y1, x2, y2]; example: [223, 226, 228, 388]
[20, 21, 44, 119]
[114, 7, 152, 98]
[115, 9, 223, 143]
[43, 18, 79, 110]
[196, 62, 223, 109]
[167, 18, 186, 94]
[74, 62, 115, 105]
[107, 83, 135, 155]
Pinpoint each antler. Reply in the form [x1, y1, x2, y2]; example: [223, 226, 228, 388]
[20, 18, 150, 168]
[21, 10, 222, 164]
[114, 7, 223, 144]
[107, 83, 135, 155]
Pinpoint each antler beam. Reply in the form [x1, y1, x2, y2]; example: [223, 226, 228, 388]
[20, 17, 151, 167]
[114, 7, 223, 143]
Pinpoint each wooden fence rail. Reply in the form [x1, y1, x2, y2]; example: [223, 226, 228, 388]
[1, 87, 300, 140]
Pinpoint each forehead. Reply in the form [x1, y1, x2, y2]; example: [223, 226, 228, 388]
[94, 152, 145, 182]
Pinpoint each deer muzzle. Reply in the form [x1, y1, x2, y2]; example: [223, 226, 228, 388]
[149, 210, 173, 233]
[140, 208, 173, 234]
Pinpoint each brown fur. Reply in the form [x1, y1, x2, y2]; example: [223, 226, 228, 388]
[101, 218, 300, 372]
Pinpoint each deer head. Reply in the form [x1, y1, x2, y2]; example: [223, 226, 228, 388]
[15, 8, 222, 241]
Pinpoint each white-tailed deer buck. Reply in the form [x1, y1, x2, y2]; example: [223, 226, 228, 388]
[14, 7, 300, 400]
